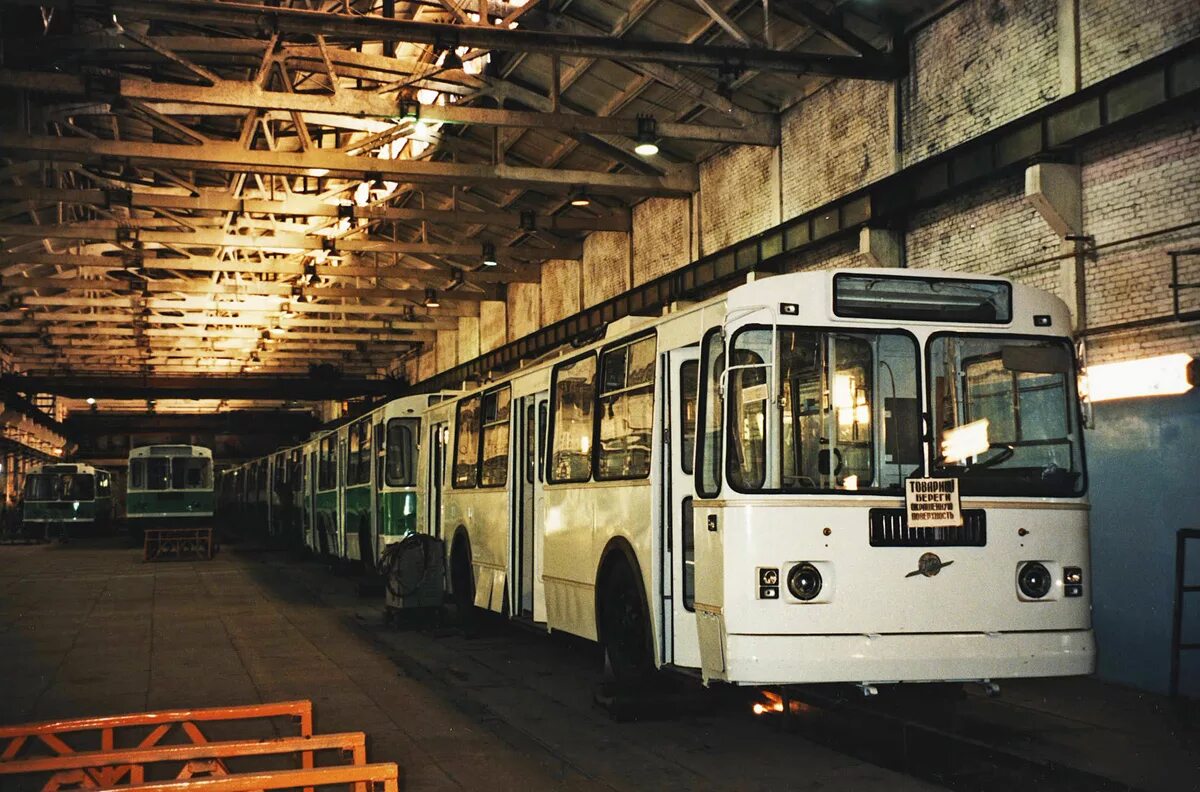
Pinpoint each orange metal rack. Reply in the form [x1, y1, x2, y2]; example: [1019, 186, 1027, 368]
[0, 700, 397, 791]
[143, 527, 215, 562]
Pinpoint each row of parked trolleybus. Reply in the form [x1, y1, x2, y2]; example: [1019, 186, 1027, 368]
[221, 268, 1097, 689]
[20, 445, 214, 539]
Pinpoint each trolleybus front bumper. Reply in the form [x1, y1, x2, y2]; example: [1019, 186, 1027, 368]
[714, 628, 1095, 686]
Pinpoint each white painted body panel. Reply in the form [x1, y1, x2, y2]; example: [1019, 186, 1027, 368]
[416, 269, 1095, 687]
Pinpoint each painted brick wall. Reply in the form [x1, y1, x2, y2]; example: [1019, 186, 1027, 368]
[903, 0, 1058, 165]
[457, 316, 480, 363]
[479, 300, 506, 353]
[781, 79, 893, 217]
[906, 174, 1066, 299]
[541, 258, 581, 323]
[417, 348, 436, 381]
[699, 143, 780, 253]
[780, 237, 864, 273]
[435, 329, 457, 371]
[1080, 0, 1200, 87]
[507, 282, 541, 341]
[632, 197, 691, 286]
[581, 231, 630, 308]
[1080, 108, 1200, 362]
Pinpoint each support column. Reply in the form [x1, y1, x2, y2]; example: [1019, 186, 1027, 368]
[859, 227, 904, 268]
[1057, 0, 1082, 96]
[1025, 161, 1087, 330]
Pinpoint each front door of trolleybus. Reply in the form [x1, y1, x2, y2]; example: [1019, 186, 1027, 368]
[663, 347, 701, 669]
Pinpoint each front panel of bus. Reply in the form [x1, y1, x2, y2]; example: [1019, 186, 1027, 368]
[691, 272, 1094, 686]
[22, 469, 99, 524]
[127, 453, 214, 520]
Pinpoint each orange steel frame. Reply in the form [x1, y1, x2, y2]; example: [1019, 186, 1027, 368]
[0, 700, 345, 791]
[143, 527, 215, 562]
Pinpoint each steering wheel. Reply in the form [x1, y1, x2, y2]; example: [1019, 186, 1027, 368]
[830, 447, 844, 476]
[967, 443, 1015, 470]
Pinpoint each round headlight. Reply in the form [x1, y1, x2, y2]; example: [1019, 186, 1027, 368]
[787, 562, 822, 601]
[1018, 562, 1052, 599]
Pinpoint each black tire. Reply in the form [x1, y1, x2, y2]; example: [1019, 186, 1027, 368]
[599, 559, 654, 686]
[450, 534, 475, 620]
[357, 518, 374, 573]
[317, 519, 330, 559]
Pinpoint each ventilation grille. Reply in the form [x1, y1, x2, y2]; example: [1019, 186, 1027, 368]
[868, 508, 987, 547]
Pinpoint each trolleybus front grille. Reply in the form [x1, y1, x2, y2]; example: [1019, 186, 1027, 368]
[868, 509, 987, 547]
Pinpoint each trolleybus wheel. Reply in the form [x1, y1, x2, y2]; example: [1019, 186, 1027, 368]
[450, 534, 475, 622]
[600, 560, 653, 686]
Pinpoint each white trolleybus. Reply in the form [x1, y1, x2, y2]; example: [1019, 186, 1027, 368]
[420, 268, 1094, 689]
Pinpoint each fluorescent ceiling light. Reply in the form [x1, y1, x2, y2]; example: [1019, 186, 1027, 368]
[1083, 353, 1194, 403]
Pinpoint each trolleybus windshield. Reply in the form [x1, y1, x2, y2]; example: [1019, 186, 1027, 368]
[24, 473, 95, 501]
[927, 334, 1085, 497]
[722, 326, 921, 494]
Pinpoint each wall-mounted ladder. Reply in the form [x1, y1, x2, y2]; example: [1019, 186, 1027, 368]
[1169, 527, 1200, 699]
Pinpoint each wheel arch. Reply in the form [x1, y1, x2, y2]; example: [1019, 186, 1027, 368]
[594, 536, 650, 643]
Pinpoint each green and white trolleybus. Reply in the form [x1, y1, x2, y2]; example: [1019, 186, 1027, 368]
[126, 445, 215, 531]
[22, 462, 114, 538]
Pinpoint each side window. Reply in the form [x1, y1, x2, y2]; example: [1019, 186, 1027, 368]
[549, 354, 596, 483]
[385, 419, 416, 487]
[454, 395, 480, 488]
[357, 421, 372, 485]
[130, 460, 144, 489]
[680, 360, 699, 475]
[696, 328, 725, 498]
[596, 335, 656, 481]
[318, 437, 335, 490]
[480, 387, 511, 488]
[346, 427, 359, 485]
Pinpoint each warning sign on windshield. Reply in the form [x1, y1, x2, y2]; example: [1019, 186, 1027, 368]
[905, 478, 962, 529]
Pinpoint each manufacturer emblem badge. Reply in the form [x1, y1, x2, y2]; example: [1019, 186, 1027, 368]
[906, 552, 953, 578]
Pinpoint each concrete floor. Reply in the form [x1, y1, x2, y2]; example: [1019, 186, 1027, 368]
[0, 538, 938, 791]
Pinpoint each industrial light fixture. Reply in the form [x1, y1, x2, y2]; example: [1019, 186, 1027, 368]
[424, 288, 440, 308]
[1082, 353, 1195, 403]
[481, 241, 498, 267]
[569, 189, 591, 207]
[634, 115, 659, 157]
[85, 397, 96, 406]
[440, 48, 464, 70]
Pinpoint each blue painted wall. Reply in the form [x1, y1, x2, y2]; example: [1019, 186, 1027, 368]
[1086, 388, 1200, 695]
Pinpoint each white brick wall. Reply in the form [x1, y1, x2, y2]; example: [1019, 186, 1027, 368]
[632, 197, 691, 285]
[436, 329, 457, 371]
[479, 301, 506, 353]
[781, 79, 893, 216]
[699, 144, 780, 253]
[1080, 0, 1200, 87]
[506, 282, 541, 341]
[541, 258, 581, 323]
[903, 0, 1058, 165]
[582, 231, 630, 307]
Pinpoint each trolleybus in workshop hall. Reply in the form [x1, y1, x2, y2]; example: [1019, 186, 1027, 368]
[21, 463, 114, 539]
[126, 445, 215, 533]
[425, 268, 1094, 690]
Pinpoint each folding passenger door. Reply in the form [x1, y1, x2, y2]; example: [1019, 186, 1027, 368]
[509, 392, 549, 622]
[663, 347, 702, 669]
[427, 421, 448, 540]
